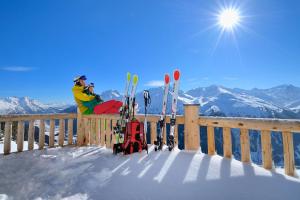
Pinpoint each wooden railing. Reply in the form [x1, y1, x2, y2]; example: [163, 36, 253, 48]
[76, 112, 185, 148]
[0, 113, 76, 154]
[78, 105, 300, 177]
[198, 114, 300, 176]
[1, 104, 300, 177]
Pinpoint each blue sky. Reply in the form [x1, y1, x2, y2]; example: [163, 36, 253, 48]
[0, 0, 300, 103]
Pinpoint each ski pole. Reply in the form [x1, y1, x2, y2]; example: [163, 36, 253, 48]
[143, 90, 151, 153]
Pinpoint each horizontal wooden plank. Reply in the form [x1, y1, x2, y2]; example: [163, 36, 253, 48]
[199, 116, 300, 132]
[84, 114, 185, 124]
[135, 114, 185, 124]
[83, 114, 120, 120]
[2, 112, 300, 133]
[0, 113, 77, 122]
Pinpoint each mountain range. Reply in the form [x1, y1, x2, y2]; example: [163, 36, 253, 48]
[0, 97, 70, 114]
[1, 84, 300, 166]
[1, 84, 300, 119]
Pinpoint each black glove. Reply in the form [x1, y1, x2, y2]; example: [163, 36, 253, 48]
[83, 87, 90, 95]
[95, 94, 103, 103]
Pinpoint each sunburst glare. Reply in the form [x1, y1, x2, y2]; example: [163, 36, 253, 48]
[218, 8, 241, 30]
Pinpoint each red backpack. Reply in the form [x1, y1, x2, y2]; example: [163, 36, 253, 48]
[122, 119, 148, 155]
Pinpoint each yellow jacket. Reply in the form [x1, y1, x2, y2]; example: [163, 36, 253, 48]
[72, 85, 95, 113]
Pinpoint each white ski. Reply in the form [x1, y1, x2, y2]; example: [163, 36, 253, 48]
[168, 69, 180, 151]
[113, 73, 131, 154]
[154, 74, 170, 151]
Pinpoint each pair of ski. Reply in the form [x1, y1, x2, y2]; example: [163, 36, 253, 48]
[154, 69, 180, 151]
[123, 73, 139, 122]
[114, 73, 138, 151]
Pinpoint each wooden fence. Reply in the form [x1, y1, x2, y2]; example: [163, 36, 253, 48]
[0, 113, 76, 154]
[1, 104, 300, 177]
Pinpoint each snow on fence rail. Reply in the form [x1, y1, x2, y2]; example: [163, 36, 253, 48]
[1, 104, 300, 177]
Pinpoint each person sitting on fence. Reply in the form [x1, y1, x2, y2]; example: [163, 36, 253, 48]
[72, 75, 122, 115]
[82, 82, 104, 113]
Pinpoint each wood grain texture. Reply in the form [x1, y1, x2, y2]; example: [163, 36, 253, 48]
[261, 130, 272, 170]
[282, 131, 295, 176]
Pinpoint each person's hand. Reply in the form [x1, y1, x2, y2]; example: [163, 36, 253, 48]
[89, 87, 94, 94]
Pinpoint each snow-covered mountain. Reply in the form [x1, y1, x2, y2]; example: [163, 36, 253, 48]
[100, 90, 122, 101]
[133, 85, 300, 119]
[0, 97, 71, 114]
[182, 85, 300, 118]
[233, 84, 300, 109]
[1, 84, 300, 119]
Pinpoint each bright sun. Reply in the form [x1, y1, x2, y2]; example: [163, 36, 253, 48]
[218, 8, 240, 30]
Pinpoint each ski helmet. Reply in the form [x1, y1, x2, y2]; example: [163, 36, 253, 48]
[73, 75, 87, 82]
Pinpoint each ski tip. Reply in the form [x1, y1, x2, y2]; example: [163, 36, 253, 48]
[174, 69, 180, 81]
[133, 74, 138, 85]
[127, 72, 131, 82]
[164, 74, 170, 84]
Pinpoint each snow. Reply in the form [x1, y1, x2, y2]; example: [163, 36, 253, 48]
[0, 141, 39, 154]
[182, 93, 195, 99]
[112, 91, 120, 98]
[0, 97, 68, 114]
[1, 146, 300, 200]
[218, 86, 232, 94]
[234, 94, 282, 112]
[205, 105, 221, 114]
[291, 105, 300, 111]
[178, 96, 194, 104]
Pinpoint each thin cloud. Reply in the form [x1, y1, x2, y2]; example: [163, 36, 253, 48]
[1, 66, 36, 72]
[223, 77, 238, 81]
[145, 80, 165, 87]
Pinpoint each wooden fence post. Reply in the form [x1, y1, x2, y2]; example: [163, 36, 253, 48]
[223, 127, 232, 158]
[28, 120, 35, 150]
[100, 118, 105, 146]
[4, 122, 12, 155]
[77, 108, 84, 146]
[49, 119, 55, 147]
[17, 121, 24, 152]
[68, 119, 73, 145]
[261, 130, 272, 170]
[184, 104, 200, 151]
[95, 119, 100, 145]
[59, 119, 65, 147]
[207, 126, 215, 155]
[150, 122, 156, 144]
[111, 119, 117, 146]
[282, 131, 295, 176]
[106, 119, 112, 148]
[83, 118, 90, 145]
[240, 128, 250, 163]
[90, 118, 96, 145]
[39, 120, 45, 150]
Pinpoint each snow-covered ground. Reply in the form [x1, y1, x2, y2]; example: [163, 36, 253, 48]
[0, 146, 300, 200]
[0, 141, 39, 154]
